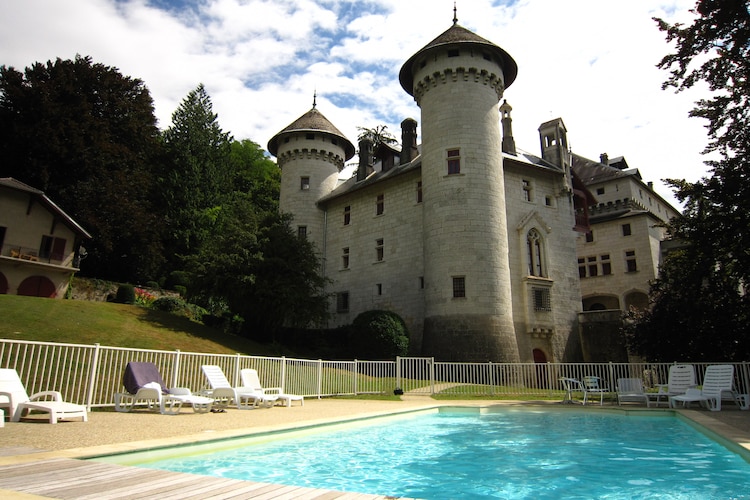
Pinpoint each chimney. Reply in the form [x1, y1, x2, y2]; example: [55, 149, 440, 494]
[499, 100, 516, 155]
[357, 138, 373, 182]
[400, 118, 418, 164]
[600, 153, 609, 165]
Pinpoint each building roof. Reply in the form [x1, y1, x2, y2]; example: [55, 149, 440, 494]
[399, 22, 518, 96]
[0, 177, 92, 239]
[267, 106, 356, 160]
[571, 154, 641, 185]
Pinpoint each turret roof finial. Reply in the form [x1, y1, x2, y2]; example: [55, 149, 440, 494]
[453, 2, 458, 25]
[313, 89, 317, 109]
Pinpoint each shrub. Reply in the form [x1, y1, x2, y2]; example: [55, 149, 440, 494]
[114, 284, 135, 304]
[152, 296, 183, 313]
[350, 310, 409, 359]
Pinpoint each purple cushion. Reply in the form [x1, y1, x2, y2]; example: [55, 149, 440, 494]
[123, 362, 169, 395]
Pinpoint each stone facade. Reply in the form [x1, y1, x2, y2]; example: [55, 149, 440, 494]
[269, 20, 586, 362]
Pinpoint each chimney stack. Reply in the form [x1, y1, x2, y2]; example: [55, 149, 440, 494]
[600, 153, 609, 165]
[499, 100, 516, 155]
[400, 118, 419, 164]
[357, 138, 373, 181]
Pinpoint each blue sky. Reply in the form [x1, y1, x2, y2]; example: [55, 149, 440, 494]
[0, 0, 711, 209]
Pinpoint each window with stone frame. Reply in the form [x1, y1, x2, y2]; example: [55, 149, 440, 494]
[447, 149, 461, 174]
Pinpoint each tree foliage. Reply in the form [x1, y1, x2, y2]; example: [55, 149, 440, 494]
[158, 84, 233, 271]
[350, 310, 409, 360]
[625, 1, 750, 361]
[0, 55, 164, 281]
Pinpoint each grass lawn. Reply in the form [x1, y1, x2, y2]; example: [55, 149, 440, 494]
[0, 294, 288, 356]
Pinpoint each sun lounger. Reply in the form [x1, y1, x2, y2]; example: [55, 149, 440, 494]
[616, 378, 651, 407]
[0, 368, 87, 424]
[670, 364, 736, 411]
[201, 365, 278, 409]
[114, 362, 213, 414]
[240, 369, 304, 407]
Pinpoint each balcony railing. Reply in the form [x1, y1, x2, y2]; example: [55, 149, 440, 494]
[1, 338, 748, 410]
[0, 243, 66, 266]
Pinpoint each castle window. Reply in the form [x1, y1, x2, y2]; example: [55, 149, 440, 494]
[343, 205, 351, 225]
[578, 258, 586, 278]
[416, 181, 422, 203]
[419, 276, 424, 289]
[342, 247, 349, 269]
[447, 149, 460, 174]
[305, 133, 314, 140]
[376, 238, 384, 262]
[376, 283, 382, 296]
[596, 187, 605, 195]
[336, 292, 349, 313]
[522, 179, 533, 202]
[622, 223, 632, 236]
[545, 196, 553, 206]
[297, 226, 307, 239]
[585, 231, 594, 243]
[376, 194, 384, 215]
[526, 229, 545, 277]
[532, 287, 552, 311]
[587, 256, 598, 277]
[452, 276, 466, 298]
[448, 49, 459, 57]
[300, 176, 310, 190]
[601, 254, 612, 275]
[625, 250, 637, 273]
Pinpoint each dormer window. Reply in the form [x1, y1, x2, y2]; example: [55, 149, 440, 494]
[448, 49, 459, 57]
[305, 133, 314, 140]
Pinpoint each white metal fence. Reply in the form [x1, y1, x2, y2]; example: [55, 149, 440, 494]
[2, 339, 748, 410]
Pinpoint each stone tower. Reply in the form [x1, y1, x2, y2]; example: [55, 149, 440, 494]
[398, 16, 521, 361]
[267, 99, 355, 253]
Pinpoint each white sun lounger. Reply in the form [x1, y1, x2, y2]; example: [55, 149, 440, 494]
[0, 368, 87, 424]
[670, 365, 735, 411]
[201, 365, 278, 409]
[240, 368, 304, 407]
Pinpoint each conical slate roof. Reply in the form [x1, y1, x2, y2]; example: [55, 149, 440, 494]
[267, 106, 355, 160]
[399, 22, 518, 96]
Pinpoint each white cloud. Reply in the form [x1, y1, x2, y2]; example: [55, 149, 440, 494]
[0, 0, 711, 208]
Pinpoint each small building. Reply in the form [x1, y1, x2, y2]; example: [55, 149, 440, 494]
[0, 178, 91, 298]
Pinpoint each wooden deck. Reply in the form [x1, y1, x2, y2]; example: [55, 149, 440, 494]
[0, 458, 403, 499]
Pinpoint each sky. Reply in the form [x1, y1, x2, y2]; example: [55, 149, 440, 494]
[0, 0, 712, 209]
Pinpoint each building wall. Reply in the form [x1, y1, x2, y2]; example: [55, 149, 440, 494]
[322, 169, 425, 350]
[504, 162, 583, 362]
[0, 187, 80, 298]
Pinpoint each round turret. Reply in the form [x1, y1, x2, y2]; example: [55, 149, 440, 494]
[268, 103, 354, 250]
[399, 18, 521, 362]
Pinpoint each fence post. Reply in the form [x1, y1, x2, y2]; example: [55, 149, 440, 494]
[317, 360, 323, 400]
[353, 360, 358, 395]
[547, 362, 554, 399]
[172, 349, 181, 388]
[430, 357, 435, 396]
[280, 356, 287, 391]
[85, 343, 101, 411]
[233, 353, 241, 386]
[488, 361, 495, 396]
[395, 356, 401, 391]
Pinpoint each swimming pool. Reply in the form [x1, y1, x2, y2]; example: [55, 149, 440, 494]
[93, 408, 750, 499]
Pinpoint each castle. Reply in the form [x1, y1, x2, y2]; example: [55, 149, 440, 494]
[268, 16, 593, 363]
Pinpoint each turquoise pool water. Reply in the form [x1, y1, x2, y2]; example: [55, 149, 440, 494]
[109, 409, 750, 499]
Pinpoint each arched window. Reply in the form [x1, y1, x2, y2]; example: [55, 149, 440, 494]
[526, 229, 545, 277]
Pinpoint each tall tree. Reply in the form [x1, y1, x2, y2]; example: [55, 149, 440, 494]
[228, 139, 280, 213]
[0, 55, 164, 281]
[158, 84, 232, 272]
[625, 1, 750, 361]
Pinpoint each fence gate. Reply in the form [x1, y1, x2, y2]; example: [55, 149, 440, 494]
[396, 357, 434, 395]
